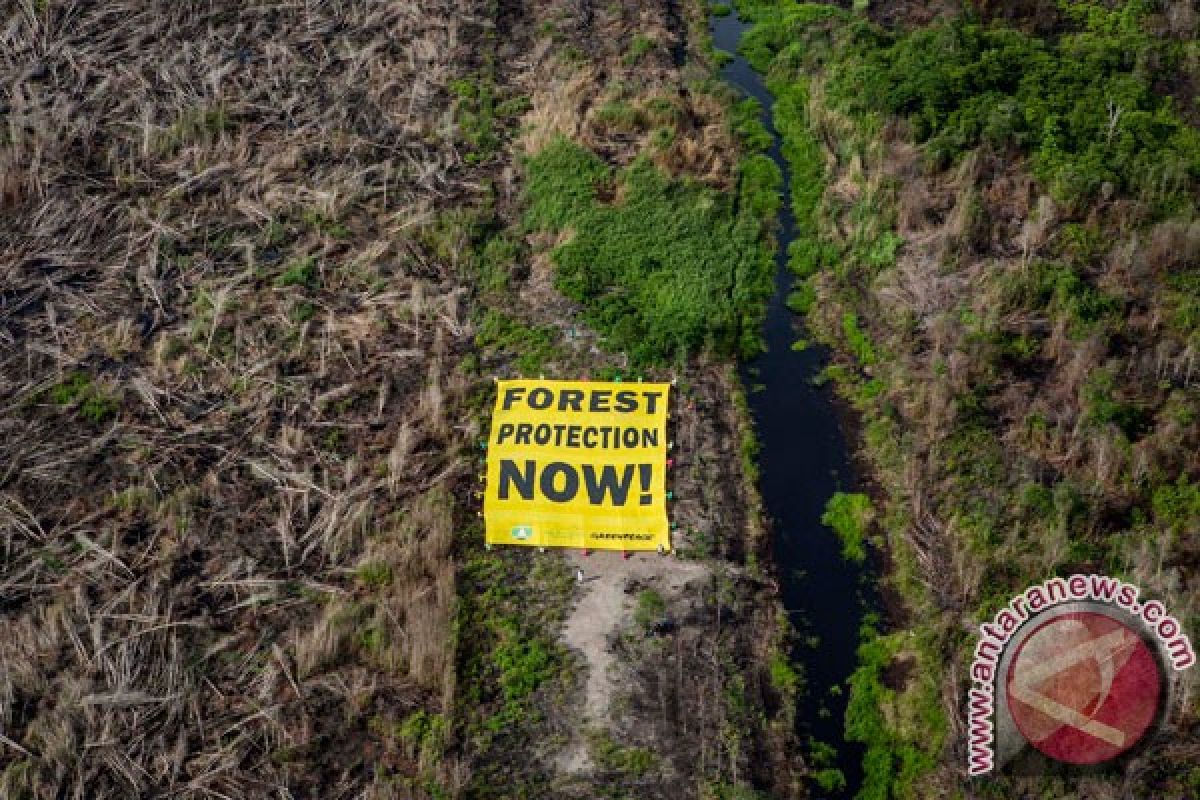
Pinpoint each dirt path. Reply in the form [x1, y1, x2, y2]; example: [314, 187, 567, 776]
[556, 548, 709, 772]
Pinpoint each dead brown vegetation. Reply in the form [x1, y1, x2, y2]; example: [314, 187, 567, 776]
[1, 1, 492, 796]
[517, 1, 735, 189]
[2, 0, 804, 797]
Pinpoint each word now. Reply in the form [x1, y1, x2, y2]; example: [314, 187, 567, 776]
[498, 459, 654, 506]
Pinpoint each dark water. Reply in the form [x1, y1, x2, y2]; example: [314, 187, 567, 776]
[711, 9, 872, 798]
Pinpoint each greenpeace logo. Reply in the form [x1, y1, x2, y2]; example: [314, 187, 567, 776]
[590, 532, 653, 541]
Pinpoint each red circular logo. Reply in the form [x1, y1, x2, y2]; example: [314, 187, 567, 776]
[1005, 611, 1162, 764]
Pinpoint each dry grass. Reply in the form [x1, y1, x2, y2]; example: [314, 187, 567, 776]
[1, 1, 491, 796]
[1, 0, 816, 797]
[516, 2, 734, 190]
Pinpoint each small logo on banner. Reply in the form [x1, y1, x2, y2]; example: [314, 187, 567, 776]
[510, 525, 534, 541]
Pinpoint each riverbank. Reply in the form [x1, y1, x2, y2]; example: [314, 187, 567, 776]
[713, 7, 875, 797]
[735, 2, 1200, 798]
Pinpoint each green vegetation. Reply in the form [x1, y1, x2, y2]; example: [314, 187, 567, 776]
[589, 730, 659, 777]
[625, 34, 657, 66]
[634, 588, 667, 629]
[275, 256, 319, 289]
[474, 310, 563, 376]
[594, 100, 646, 132]
[288, 300, 316, 324]
[807, 739, 846, 793]
[739, 154, 783, 219]
[844, 620, 941, 800]
[456, 544, 575, 793]
[729, 98, 773, 152]
[523, 137, 776, 364]
[704, 783, 770, 800]
[730, 380, 761, 484]
[396, 709, 447, 756]
[840, 312, 876, 366]
[767, 650, 800, 696]
[767, 79, 829, 318]
[751, 1, 1200, 215]
[415, 207, 528, 306]
[1153, 475, 1200, 540]
[450, 75, 502, 163]
[821, 492, 873, 563]
[355, 561, 393, 590]
[739, 1, 1200, 796]
[1084, 369, 1151, 438]
[1000, 259, 1122, 337]
[813, 767, 847, 793]
[49, 372, 119, 424]
[736, 2, 842, 74]
[300, 209, 350, 240]
[493, 617, 556, 705]
[742, 0, 1200, 347]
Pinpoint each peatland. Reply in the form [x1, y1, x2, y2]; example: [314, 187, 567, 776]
[1, 1, 805, 799]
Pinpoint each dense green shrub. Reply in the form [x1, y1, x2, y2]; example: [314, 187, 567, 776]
[1152, 475, 1200, 540]
[493, 618, 555, 703]
[844, 621, 942, 800]
[729, 97, 774, 152]
[768, 650, 801, 695]
[739, 154, 784, 219]
[740, 2, 1198, 214]
[735, 1, 843, 73]
[818, 4, 1198, 214]
[524, 137, 775, 363]
[821, 492, 873, 563]
[840, 312, 877, 366]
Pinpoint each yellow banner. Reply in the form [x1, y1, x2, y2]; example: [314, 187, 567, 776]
[484, 379, 671, 551]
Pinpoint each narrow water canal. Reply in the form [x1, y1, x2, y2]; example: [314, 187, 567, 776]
[711, 9, 874, 797]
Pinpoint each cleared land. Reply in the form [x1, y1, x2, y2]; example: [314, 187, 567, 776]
[2, 2, 800, 799]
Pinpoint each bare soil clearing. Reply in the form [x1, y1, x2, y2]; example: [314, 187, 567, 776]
[557, 549, 710, 771]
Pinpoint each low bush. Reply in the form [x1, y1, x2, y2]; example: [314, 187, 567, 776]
[821, 492, 873, 563]
[524, 137, 775, 363]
